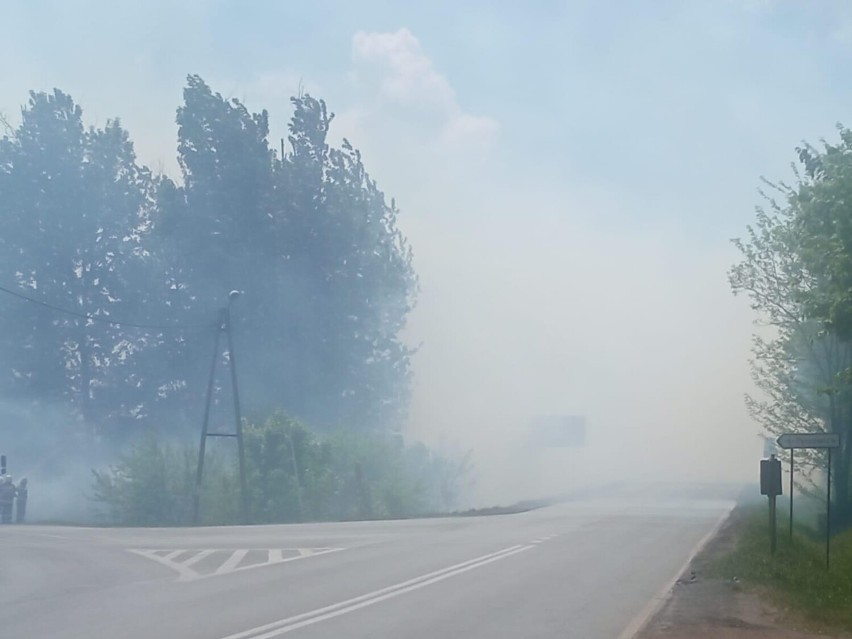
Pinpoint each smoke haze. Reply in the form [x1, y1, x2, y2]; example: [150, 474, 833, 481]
[4, 1, 851, 509]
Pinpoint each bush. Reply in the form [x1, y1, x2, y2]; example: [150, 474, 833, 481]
[92, 412, 473, 526]
[91, 434, 237, 525]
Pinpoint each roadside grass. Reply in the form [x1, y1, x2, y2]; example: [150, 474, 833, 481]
[708, 504, 852, 633]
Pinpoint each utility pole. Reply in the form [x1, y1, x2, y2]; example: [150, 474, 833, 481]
[193, 291, 249, 525]
[288, 430, 304, 520]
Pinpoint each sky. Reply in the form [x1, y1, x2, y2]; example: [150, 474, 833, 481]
[4, 1, 852, 502]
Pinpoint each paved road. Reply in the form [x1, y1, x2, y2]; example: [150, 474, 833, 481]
[0, 484, 736, 639]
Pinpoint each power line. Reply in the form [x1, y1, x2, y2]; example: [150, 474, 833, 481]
[0, 283, 213, 331]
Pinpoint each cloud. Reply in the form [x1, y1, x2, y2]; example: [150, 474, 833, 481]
[350, 28, 499, 150]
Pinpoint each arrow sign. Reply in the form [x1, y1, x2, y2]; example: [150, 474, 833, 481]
[777, 433, 840, 449]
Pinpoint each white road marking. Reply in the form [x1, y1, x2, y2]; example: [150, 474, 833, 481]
[219, 549, 343, 580]
[616, 504, 735, 639]
[216, 549, 249, 575]
[219, 544, 534, 639]
[127, 547, 344, 582]
[128, 549, 198, 581]
[183, 549, 216, 567]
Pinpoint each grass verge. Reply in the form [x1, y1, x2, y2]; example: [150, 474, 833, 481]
[708, 503, 852, 633]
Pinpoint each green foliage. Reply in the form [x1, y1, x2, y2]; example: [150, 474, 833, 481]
[792, 132, 852, 339]
[92, 413, 472, 526]
[0, 76, 417, 444]
[0, 89, 158, 431]
[730, 130, 852, 519]
[91, 434, 237, 526]
[709, 505, 852, 632]
[157, 79, 417, 433]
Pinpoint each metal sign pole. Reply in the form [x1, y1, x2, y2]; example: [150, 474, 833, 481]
[776, 432, 840, 569]
[789, 448, 794, 541]
[761, 455, 782, 557]
[769, 494, 777, 556]
[827, 447, 832, 570]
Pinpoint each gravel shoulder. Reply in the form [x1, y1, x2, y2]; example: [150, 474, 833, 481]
[639, 505, 851, 639]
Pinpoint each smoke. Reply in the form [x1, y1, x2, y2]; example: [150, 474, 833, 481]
[7, 7, 825, 511]
[324, 29, 763, 505]
[0, 401, 113, 522]
[397, 187, 759, 506]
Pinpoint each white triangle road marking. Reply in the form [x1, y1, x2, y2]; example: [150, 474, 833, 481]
[183, 549, 217, 567]
[216, 549, 249, 574]
[127, 547, 346, 582]
[128, 549, 198, 581]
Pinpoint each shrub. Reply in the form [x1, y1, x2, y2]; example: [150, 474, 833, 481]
[92, 412, 472, 525]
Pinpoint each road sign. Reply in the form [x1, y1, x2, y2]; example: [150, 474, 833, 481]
[760, 455, 782, 557]
[528, 415, 586, 448]
[776, 433, 840, 449]
[760, 456, 782, 497]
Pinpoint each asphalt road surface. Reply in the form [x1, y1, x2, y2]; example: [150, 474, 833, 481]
[0, 484, 736, 639]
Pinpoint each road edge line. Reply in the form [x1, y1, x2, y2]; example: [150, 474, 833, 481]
[615, 504, 735, 639]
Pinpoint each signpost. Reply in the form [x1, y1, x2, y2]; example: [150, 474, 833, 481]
[776, 432, 840, 569]
[525, 415, 586, 496]
[760, 455, 782, 556]
[527, 415, 586, 448]
[777, 433, 840, 449]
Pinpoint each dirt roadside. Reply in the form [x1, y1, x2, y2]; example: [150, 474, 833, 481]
[638, 507, 850, 639]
